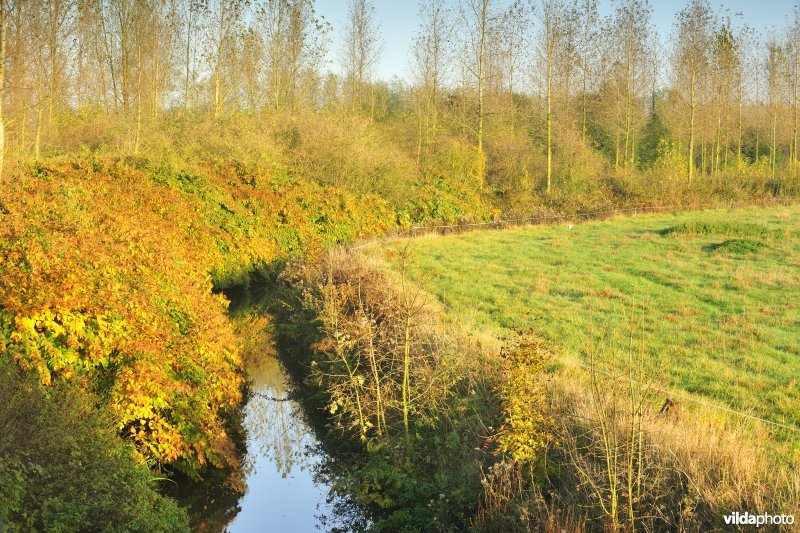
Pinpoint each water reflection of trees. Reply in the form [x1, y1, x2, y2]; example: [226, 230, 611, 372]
[178, 349, 367, 531]
[244, 356, 319, 478]
[245, 356, 369, 532]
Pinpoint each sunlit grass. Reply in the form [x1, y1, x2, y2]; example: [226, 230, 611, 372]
[374, 206, 800, 431]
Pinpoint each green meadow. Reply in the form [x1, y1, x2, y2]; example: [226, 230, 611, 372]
[375, 206, 800, 432]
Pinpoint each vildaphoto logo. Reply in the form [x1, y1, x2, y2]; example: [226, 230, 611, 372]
[723, 512, 795, 528]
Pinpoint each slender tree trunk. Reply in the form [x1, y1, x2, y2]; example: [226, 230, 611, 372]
[366, 322, 384, 436]
[582, 75, 588, 145]
[701, 140, 706, 175]
[153, 33, 160, 118]
[755, 129, 760, 165]
[546, 57, 553, 192]
[477, 1, 486, 158]
[214, 1, 226, 119]
[35, 105, 43, 158]
[49, 41, 56, 128]
[623, 61, 632, 168]
[771, 111, 777, 177]
[402, 312, 411, 453]
[0, 1, 6, 182]
[20, 108, 26, 156]
[214, 71, 222, 117]
[184, 7, 193, 113]
[793, 83, 798, 166]
[715, 112, 722, 176]
[688, 70, 696, 184]
[737, 83, 743, 165]
[724, 125, 729, 169]
[135, 46, 142, 154]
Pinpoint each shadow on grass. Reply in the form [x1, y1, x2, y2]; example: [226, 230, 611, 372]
[703, 239, 767, 255]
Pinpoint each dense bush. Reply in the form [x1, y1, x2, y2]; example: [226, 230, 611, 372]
[0, 157, 394, 475]
[276, 250, 511, 531]
[0, 357, 188, 532]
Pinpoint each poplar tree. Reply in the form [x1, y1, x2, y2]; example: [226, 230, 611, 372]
[673, 0, 713, 183]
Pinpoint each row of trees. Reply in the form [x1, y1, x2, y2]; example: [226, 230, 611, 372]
[0, 0, 799, 185]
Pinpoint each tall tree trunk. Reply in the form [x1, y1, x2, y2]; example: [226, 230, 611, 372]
[582, 75, 588, 145]
[755, 129, 760, 165]
[153, 31, 160, 118]
[771, 111, 777, 177]
[793, 83, 798, 166]
[477, 1, 486, 158]
[214, 1, 226, 119]
[702, 141, 707, 175]
[184, 6, 193, 113]
[715, 112, 722, 176]
[546, 57, 553, 192]
[623, 60, 632, 168]
[135, 46, 142, 154]
[737, 83, 743, 165]
[0, 1, 6, 182]
[688, 70, 696, 184]
[35, 105, 43, 158]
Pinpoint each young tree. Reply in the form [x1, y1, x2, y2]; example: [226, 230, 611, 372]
[207, 0, 248, 118]
[412, 0, 451, 162]
[341, 0, 382, 117]
[710, 18, 739, 174]
[261, 0, 327, 112]
[787, 8, 800, 167]
[148, 1, 180, 118]
[575, 0, 599, 145]
[461, 0, 493, 184]
[609, 0, 652, 170]
[532, 0, 569, 192]
[502, 2, 528, 96]
[181, 0, 207, 112]
[733, 21, 754, 165]
[673, 0, 713, 183]
[765, 36, 786, 177]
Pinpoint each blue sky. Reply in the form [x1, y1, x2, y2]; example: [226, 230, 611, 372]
[314, 0, 798, 81]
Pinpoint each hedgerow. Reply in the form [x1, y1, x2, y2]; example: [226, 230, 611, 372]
[0, 157, 394, 475]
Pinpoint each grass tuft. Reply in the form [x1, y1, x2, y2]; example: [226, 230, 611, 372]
[704, 238, 767, 255]
[660, 220, 775, 238]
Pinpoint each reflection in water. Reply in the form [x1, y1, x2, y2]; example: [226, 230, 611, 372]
[225, 355, 334, 532]
[244, 358, 314, 479]
[173, 291, 367, 532]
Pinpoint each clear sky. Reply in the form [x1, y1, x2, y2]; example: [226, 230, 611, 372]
[314, 0, 799, 81]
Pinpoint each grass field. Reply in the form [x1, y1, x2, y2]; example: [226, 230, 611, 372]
[374, 206, 800, 433]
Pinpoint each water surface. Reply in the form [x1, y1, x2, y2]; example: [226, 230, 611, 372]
[226, 356, 333, 532]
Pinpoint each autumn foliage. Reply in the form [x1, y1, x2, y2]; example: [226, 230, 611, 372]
[492, 335, 553, 464]
[0, 158, 393, 474]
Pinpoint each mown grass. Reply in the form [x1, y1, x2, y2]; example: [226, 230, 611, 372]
[373, 206, 800, 436]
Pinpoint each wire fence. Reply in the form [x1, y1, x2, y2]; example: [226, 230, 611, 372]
[349, 198, 800, 435]
[350, 198, 792, 251]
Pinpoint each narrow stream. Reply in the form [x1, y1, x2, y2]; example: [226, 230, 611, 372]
[174, 282, 365, 532]
[225, 354, 334, 532]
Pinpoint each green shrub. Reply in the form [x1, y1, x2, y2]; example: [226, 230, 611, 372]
[0, 357, 188, 532]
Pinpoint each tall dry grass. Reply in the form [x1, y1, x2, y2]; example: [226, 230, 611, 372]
[532, 363, 800, 531]
[305, 248, 800, 531]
